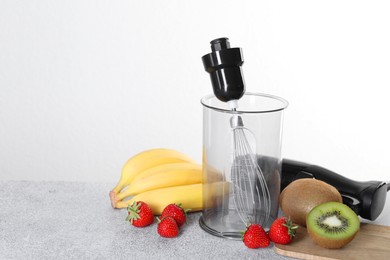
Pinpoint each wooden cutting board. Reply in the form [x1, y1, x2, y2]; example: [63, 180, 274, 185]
[274, 223, 390, 260]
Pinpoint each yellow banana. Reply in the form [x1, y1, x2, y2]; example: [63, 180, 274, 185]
[114, 182, 230, 214]
[109, 148, 196, 203]
[131, 161, 202, 184]
[115, 183, 203, 213]
[116, 162, 202, 200]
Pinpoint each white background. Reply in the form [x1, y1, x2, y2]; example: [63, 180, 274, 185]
[1, 0, 389, 183]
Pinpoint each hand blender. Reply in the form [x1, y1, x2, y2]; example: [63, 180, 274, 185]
[201, 37, 389, 223]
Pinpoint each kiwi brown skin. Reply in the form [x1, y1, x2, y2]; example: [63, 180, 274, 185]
[306, 202, 360, 249]
[279, 179, 342, 227]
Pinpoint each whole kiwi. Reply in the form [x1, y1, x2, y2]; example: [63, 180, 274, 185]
[279, 178, 342, 227]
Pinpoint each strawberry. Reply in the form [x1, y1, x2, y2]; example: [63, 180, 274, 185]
[161, 203, 188, 227]
[269, 217, 298, 245]
[242, 224, 270, 249]
[157, 216, 179, 238]
[126, 201, 154, 227]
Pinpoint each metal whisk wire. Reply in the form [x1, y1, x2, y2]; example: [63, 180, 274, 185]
[230, 114, 271, 226]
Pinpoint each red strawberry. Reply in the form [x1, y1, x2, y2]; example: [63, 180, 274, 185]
[161, 203, 188, 227]
[126, 201, 154, 227]
[157, 216, 179, 238]
[269, 217, 298, 245]
[242, 224, 270, 249]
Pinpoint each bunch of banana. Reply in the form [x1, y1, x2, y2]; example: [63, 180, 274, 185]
[109, 148, 205, 213]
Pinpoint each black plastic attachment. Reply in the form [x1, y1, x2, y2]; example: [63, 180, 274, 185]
[202, 38, 245, 102]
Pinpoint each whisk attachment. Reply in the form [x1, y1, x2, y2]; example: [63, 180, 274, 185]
[202, 37, 272, 228]
[230, 114, 271, 226]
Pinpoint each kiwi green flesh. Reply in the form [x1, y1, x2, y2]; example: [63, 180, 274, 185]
[307, 202, 360, 248]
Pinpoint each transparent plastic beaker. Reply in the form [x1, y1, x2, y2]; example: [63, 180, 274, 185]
[199, 92, 288, 239]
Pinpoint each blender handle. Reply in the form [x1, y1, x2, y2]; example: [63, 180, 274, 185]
[281, 159, 388, 221]
[281, 159, 372, 194]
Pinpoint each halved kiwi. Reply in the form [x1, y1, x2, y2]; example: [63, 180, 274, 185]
[306, 202, 360, 249]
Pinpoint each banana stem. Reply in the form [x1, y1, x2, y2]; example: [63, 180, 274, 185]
[109, 191, 116, 208]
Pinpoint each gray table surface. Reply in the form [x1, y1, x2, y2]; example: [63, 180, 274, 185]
[1, 181, 389, 259]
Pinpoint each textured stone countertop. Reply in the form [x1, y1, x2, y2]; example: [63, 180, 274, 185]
[1, 181, 389, 259]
